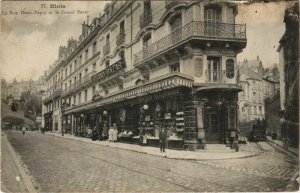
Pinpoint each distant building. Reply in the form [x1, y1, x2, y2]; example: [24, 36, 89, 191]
[277, 2, 299, 147]
[237, 59, 279, 136]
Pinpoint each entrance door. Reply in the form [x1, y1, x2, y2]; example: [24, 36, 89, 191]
[204, 112, 219, 143]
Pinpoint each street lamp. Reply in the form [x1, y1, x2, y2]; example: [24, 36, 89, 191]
[61, 100, 69, 136]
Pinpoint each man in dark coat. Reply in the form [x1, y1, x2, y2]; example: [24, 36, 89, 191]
[159, 127, 167, 152]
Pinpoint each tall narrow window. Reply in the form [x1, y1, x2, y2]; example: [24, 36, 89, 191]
[78, 92, 81, 104]
[204, 7, 221, 36]
[120, 20, 125, 34]
[92, 63, 96, 72]
[73, 95, 76, 105]
[74, 60, 77, 69]
[93, 42, 97, 55]
[171, 16, 182, 31]
[143, 34, 151, 48]
[79, 55, 82, 65]
[85, 49, 89, 62]
[207, 56, 221, 82]
[105, 60, 110, 68]
[70, 64, 72, 73]
[226, 59, 234, 79]
[170, 62, 180, 73]
[106, 34, 110, 44]
[144, 0, 151, 17]
[84, 89, 88, 102]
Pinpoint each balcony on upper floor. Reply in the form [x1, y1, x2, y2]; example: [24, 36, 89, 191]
[116, 33, 126, 46]
[134, 21, 246, 66]
[140, 9, 152, 29]
[62, 71, 96, 97]
[53, 88, 62, 99]
[103, 43, 111, 56]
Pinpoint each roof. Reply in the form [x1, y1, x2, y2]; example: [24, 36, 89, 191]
[239, 65, 262, 80]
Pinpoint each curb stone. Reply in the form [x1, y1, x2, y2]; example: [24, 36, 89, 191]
[45, 132, 260, 161]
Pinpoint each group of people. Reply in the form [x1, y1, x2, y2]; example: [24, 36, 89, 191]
[89, 122, 169, 152]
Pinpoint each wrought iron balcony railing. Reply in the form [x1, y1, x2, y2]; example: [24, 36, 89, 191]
[116, 33, 125, 46]
[53, 88, 62, 99]
[62, 71, 96, 96]
[134, 21, 246, 65]
[103, 43, 110, 56]
[140, 9, 152, 28]
[205, 70, 225, 83]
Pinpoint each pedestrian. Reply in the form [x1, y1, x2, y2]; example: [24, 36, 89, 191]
[108, 125, 113, 142]
[22, 125, 26, 135]
[159, 127, 167, 152]
[112, 123, 118, 142]
[92, 127, 98, 141]
[98, 123, 103, 141]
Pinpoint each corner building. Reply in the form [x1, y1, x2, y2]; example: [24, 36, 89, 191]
[43, 1, 247, 150]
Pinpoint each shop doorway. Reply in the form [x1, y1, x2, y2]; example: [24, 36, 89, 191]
[204, 108, 225, 144]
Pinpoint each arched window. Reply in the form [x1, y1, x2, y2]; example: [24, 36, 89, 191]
[226, 59, 234, 79]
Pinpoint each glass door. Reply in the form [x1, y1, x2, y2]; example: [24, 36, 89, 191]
[207, 57, 221, 82]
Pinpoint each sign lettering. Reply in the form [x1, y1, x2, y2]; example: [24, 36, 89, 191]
[92, 60, 126, 82]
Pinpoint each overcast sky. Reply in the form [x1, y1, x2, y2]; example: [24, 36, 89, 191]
[1, 1, 288, 82]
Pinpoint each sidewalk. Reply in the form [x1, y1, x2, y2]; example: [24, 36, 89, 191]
[266, 136, 299, 157]
[45, 132, 261, 160]
[1, 133, 38, 193]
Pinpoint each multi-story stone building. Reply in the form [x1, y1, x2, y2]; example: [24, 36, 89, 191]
[43, 1, 247, 149]
[237, 58, 279, 136]
[277, 2, 299, 147]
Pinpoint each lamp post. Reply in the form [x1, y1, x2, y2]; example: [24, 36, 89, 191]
[61, 102, 65, 136]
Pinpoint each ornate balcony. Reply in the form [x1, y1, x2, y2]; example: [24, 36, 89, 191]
[53, 88, 62, 99]
[43, 94, 53, 105]
[116, 33, 125, 46]
[62, 71, 96, 97]
[103, 43, 110, 56]
[134, 21, 246, 66]
[140, 9, 152, 28]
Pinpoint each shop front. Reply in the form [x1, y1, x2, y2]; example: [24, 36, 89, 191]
[190, 87, 240, 149]
[44, 111, 53, 132]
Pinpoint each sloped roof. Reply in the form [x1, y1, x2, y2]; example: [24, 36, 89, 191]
[239, 65, 262, 80]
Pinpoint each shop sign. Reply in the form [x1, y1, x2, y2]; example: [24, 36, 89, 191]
[92, 60, 126, 83]
[126, 89, 180, 105]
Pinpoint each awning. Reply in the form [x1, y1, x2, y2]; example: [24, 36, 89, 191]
[64, 72, 194, 114]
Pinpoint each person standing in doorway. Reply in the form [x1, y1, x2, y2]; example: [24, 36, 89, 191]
[159, 127, 167, 152]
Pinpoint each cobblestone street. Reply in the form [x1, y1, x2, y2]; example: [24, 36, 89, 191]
[5, 131, 299, 192]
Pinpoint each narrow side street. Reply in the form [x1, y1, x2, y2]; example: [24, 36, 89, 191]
[4, 131, 299, 192]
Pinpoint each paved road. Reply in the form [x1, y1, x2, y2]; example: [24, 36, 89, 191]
[5, 131, 299, 192]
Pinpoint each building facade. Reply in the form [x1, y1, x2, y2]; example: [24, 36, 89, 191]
[43, 1, 247, 149]
[237, 59, 279, 136]
[277, 2, 299, 147]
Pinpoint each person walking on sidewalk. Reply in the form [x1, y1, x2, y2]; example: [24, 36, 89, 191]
[159, 127, 167, 152]
[22, 125, 26, 135]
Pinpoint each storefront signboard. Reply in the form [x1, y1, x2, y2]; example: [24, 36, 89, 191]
[91, 60, 126, 83]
